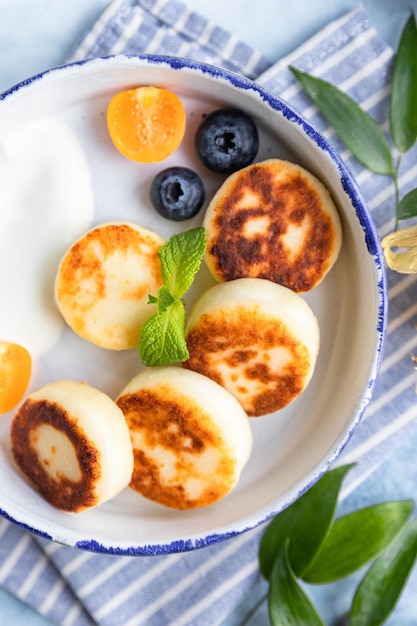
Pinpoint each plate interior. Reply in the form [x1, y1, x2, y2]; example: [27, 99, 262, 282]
[0, 56, 384, 553]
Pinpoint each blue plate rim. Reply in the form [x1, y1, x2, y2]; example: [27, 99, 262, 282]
[0, 53, 387, 556]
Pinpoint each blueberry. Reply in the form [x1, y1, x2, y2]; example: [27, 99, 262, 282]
[150, 167, 205, 221]
[195, 109, 259, 174]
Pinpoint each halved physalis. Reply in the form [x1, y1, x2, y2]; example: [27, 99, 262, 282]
[0, 342, 31, 414]
[107, 85, 186, 163]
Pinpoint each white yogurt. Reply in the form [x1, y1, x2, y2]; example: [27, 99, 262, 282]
[0, 119, 94, 357]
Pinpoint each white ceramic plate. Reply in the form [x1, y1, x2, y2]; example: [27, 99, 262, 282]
[0, 55, 386, 555]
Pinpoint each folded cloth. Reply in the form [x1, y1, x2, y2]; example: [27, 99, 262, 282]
[1, 1, 417, 625]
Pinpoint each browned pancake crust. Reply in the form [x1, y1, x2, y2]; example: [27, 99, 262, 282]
[117, 386, 236, 509]
[11, 398, 100, 512]
[184, 305, 311, 416]
[205, 161, 338, 292]
[55, 222, 163, 349]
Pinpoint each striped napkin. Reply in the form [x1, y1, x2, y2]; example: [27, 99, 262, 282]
[2, 1, 417, 625]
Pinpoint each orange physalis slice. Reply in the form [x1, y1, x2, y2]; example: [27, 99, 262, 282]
[107, 85, 186, 163]
[0, 342, 31, 414]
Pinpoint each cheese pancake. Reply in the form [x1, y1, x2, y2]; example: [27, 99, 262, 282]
[117, 367, 252, 509]
[203, 159, 342, 292]
[10, 381, 134, 512]
[55, 221, 164, 350]
[184, 278, 319, 417]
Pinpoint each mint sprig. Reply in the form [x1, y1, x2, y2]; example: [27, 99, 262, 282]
[159, 227, 207, 298]
[138, 227, 206, 366]
[140, 298, 188, 365]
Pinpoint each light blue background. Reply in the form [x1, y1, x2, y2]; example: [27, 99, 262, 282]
[0, 1, 416, 624]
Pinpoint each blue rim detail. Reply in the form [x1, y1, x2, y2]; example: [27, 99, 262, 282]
[0, 506, 52, 541]
[0, 53, 387, 556]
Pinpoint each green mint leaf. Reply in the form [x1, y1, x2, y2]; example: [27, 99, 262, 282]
[159, 227, 206, 298]
[302, 500, 414, 584]
[259, 464, 354, 580]
[139, 227, 206, 366]
[268, 543, 325, 626]
[290, 66, 394, 175]
[139, 300, 188, 366]
[397, 187, 417, 221]
[350, 517, 417, 626]
[390, 13, 417, 153]
[155, 285, 176, 313]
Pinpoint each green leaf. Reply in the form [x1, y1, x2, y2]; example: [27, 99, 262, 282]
[390, 13, 417, 153]
[397, 187, 417, 221]
[139, 227, 206, 366]
[290, 66, 394, 175]
[259, 464, 354, 580]
[268, 543, 324, 626]
[155, 285, 176, 313]
[303, 500, 414, 584]
[159, 227, 206, 298]
[350, 516, 417, 626]
[138, 300, 188, 366]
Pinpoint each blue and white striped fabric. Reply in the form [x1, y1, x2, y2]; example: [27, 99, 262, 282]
[1, 1, 417, 625]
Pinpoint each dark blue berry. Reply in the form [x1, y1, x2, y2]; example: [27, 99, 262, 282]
[195, 109, 259, 174]
[150, 167, 205, 221]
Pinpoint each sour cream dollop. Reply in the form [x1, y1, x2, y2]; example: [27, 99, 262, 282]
[0, 119, 94, 357]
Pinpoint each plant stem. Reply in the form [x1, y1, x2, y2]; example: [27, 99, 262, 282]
[393, 154, 402, 231]
[240, 591, 268, 625]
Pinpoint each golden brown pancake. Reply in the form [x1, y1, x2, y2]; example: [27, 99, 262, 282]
[55, 221, 165, 350]
[184, 278, 319, 416]
[203, 159, 342, 292]
[10, 381, 133, 512]
[116, 367, 252, 509]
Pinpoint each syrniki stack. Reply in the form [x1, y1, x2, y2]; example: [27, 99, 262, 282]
[55, 221, 165, 350]
[203, 158, 342, 292]
[10, 381, 134, 512]
[184, 278, 319, 417]
[116, 366, 253, 509]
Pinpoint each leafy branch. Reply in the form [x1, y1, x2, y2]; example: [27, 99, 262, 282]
[290, 12, 417, 273]
[257, 464, 417, 625]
